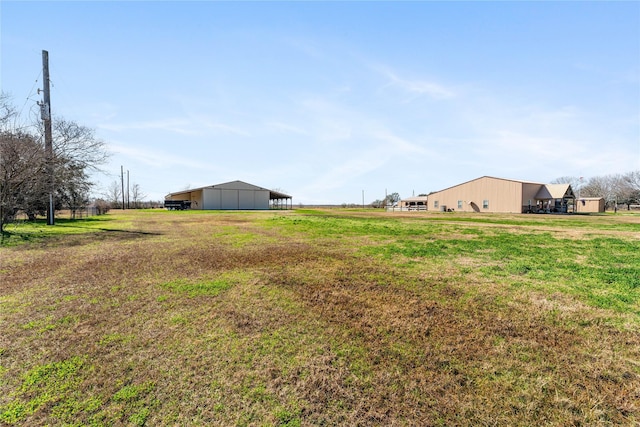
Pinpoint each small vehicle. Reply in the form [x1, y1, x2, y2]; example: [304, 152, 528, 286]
[164, 200, 191, 210]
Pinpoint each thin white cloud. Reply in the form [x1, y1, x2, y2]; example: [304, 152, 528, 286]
[198, 118, 251, 137]
[264, 121, 309, 136]
[375, 66, 456, 100]
[108, 142, 212, 170]
[370, 129, 432, 156]
[303, 151, 387, 193]
[99, 119, 199, 136]
[98, 115, 251, 137]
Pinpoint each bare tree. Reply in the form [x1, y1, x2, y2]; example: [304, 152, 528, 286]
[581, 175, 616, 208]
[0, 92, 16, 130]
[625, 171, 640, 191]
[385, 192, 401, 206]
[551, 176, 583, 193]
[0, 132, 46, 231]
[106, 180, 122, 208]
[55, 119, 108, 168]
[1, 94, 110, 226]
[617, 171, 640, 210]
[130, 183, 146, 209]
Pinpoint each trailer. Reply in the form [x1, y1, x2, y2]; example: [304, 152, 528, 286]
[164, 200, 192, 210]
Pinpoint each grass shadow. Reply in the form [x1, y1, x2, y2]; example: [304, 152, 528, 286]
[0, 216, 162, 248]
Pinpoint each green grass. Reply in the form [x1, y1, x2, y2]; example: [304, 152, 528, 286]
[0, 357, 86, 424]
[161, 278, 233, 297]
[1, 209, 638, 425]
[0, 216, 117, 245]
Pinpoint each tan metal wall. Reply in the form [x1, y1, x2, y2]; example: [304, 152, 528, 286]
[167, 190, 204, 209]
[429, 177, 532, 213]
[522, 183, 543, 212]
[577, 198, 605, 213]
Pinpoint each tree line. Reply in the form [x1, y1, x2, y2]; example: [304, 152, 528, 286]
[0, 92, 109, 232]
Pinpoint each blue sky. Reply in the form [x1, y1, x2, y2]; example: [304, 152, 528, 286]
[2, 1, 639, 205]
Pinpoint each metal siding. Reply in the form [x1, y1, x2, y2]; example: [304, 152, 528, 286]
[203, 188, 222, 210]
[578, 198, 605, 213]
[522, 183, 543, 212]
[190, 190, 203, 209]
[431, 177, 525, 213]
[238, 190, 254, 209]
[221, 189, 238, 209]
[255, 191, 270, 209]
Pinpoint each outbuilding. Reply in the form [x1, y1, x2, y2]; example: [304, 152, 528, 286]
[576, 197, 605, 213]
[427, 176, 576, 213]
[397, 196, 429, 211]
[165, 180, 292, 210]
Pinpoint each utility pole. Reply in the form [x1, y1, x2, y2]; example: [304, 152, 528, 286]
[121, 166, 125, 210]
[41, 50, 55, 225]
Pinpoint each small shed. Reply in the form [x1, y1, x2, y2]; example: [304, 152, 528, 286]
[165, 180, 292, 210]
[576, 197, 605, 213]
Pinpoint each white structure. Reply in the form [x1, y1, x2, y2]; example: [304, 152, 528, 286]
[165, 180, 291, 210]
[397, 196, 429, 211]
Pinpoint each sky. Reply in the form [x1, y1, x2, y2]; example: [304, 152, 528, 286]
[2, 1, 639, 205]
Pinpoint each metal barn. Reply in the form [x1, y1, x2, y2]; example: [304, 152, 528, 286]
[427, 176, 576, 213]
[165, 180, 292, 210]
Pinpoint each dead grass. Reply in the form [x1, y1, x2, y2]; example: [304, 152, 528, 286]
[0, 209, 638, 426]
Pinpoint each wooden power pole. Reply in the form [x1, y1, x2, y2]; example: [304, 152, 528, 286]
[41, 50, 55, 225]
[121, 166, 125, 210]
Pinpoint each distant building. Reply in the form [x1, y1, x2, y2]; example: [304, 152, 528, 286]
[165, 180, 292, 210]
[398, 196, 429, 211]
[576, 197, 605, 213]
[427, 176, 576, 213]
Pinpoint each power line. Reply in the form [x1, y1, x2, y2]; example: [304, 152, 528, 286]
[13, 71, 42, 130]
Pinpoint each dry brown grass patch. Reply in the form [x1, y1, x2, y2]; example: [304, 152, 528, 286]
[1, 210, 638, 425]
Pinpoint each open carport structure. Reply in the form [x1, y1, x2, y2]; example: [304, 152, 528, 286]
[165, 180, 292, 210]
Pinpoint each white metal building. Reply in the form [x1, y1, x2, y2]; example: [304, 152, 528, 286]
[165, 180, 292, 210]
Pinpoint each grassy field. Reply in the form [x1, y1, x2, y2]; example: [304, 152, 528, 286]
[1, 209, 639, 426]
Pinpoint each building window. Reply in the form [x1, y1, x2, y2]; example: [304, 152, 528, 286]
[434, 201, 439, 209]
[483, 199, 489, 209]
[457, 200, 463, 209]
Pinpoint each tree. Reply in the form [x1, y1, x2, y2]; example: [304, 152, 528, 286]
[371, 199, 384, 208]
[106, 180, 122, 209]
[385, 192, 401, 206]
[551, 175, 583, 192]
[51, 118, 109, 171]
[0, 132, 46, 231]
[130, 183, 146, 209]
[581, 175, 616, 209]
[0, 93, 109, 228]
[56, 161, 92, 219]
[0, 92, 16, 129]
[614, 171, 640, 210]
[371, 192, 401, 208]
[624, 171, 640, 192]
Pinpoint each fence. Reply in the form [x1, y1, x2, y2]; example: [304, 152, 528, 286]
[386, 205, 428, 212]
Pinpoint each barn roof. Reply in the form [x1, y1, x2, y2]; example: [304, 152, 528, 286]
[535, 184, 574, 200]
[432, 175, 544, 194]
